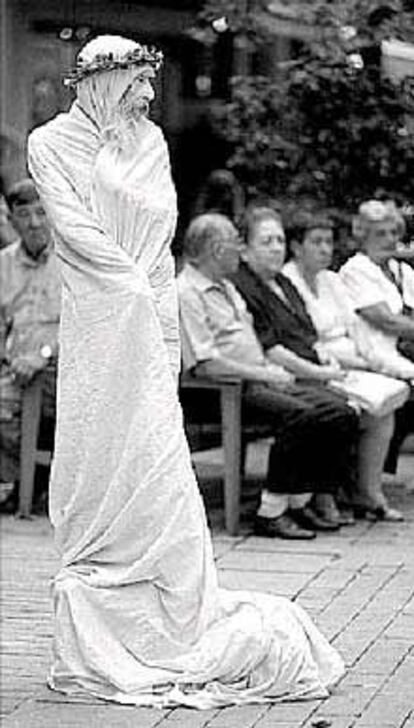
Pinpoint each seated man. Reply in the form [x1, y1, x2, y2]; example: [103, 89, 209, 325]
[177, 212, 359, 539]
[340, 200, 414, 477]
[0, 179, 61, 511]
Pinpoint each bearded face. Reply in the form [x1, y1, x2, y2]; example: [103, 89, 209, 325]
[117, 66, 156, 122]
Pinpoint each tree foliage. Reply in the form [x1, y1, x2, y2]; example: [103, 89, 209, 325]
[199, 0, 414, 213]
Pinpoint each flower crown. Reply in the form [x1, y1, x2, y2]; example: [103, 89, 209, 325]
[64, 45, 163, 87]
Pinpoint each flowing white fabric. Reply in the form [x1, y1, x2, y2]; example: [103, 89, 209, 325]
[28, 85, 344, 708]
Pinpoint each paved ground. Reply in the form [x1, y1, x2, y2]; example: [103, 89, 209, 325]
[1, 445, 414, 728]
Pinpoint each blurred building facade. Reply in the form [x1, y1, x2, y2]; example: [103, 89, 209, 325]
[2, 0, 414, 230]
[1, 0, 323, 246]
[0, 0, 235, 236]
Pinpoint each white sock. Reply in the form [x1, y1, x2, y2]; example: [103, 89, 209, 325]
[257, 490, 289, 519]
[289, 493, 312, 510]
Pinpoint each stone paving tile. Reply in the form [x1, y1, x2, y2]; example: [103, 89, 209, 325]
[253, 723, 303, 728]
[358, 652, 414, 725]
[401, 595, 414, 615]
[36, 685, 108, 705]
[305, 566, 404, 646]
[201, 704, 268, 727]
[216, 549, 334, 574]
[253, 700, 321, 726]
[235, 537, 346, 556]
[329, 576, 414, 666]
[212, 541, 240, 560]
[1, 454, 414, 728]
[353, 638, 412, 675]
[301, 719, 356, 728]
[359, 701, 413, 726]
[2, 701, 167, 727]
[382, 612, 414, 640]
[158, 708, 218, 726]
[218, 568, 312, 596]
[402, 711, 414, 728]
[309, 685, 377, 719]
[353, 723, 398, 727]
[307, 567, 357, 591]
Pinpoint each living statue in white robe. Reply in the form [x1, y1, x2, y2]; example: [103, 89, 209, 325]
[28, 35, 344, 709]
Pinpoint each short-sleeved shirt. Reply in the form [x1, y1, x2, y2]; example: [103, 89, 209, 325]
[338, 252, 414, 376]
[340, 251, 414, 314]
[282, 260, 366, 366]
[231, 262, 319, 363]
[0, 241, 61, 362]
[177, 262, 265, 372]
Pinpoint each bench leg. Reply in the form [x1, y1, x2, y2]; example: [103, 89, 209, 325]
[220, 386, 242, 536]
[18, 380, 43, 518]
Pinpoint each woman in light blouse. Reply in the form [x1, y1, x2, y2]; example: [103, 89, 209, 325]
[282, 210, 408, 521]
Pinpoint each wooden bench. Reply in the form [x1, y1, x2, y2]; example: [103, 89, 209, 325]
[180, 375, 274, 536]
[180, 375, 243, 535]
[17, 372, 269, 534]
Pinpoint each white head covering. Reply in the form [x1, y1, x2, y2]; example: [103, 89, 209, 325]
[72, 36, 160, 137]
[77, 67, 139, 132]
[77, 35, 140, 67]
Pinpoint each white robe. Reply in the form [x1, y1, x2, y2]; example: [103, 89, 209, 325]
[28, 102, 344, 709]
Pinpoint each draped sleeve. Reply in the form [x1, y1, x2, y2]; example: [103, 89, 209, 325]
[28, 125, 153, 303]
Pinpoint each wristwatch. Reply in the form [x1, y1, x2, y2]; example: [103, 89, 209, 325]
[40, 344, 53, 361]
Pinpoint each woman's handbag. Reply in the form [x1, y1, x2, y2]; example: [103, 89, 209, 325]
[329, 369, 409, 418]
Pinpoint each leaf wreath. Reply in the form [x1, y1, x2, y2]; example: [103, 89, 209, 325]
[64, 46, 163, 86]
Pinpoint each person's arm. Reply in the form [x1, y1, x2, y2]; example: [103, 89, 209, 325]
[195, 355, 293, 388]
[358, 302, 414, 339]
[178, 281, 293, 388]
[266, 343, 346, 381]
[28, 127, 149, 297]
[341, 258, 414, 339]
[10, 352, 48, 386]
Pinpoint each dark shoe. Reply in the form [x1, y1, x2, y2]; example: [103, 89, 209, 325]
[314, 505, 355, 527]
[337, 507, 356, 526]
[312, 493, 352, 526]
[353, 504, 404, 522]
[291, 506, 340, 532]
[378, 506, 404, 522]
[32, 490, 48, 516]
[352, 504, 376, 521]
[254, 513, 316, 540]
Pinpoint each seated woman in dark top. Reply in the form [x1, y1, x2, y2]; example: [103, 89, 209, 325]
[232, 206, 406, 522]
